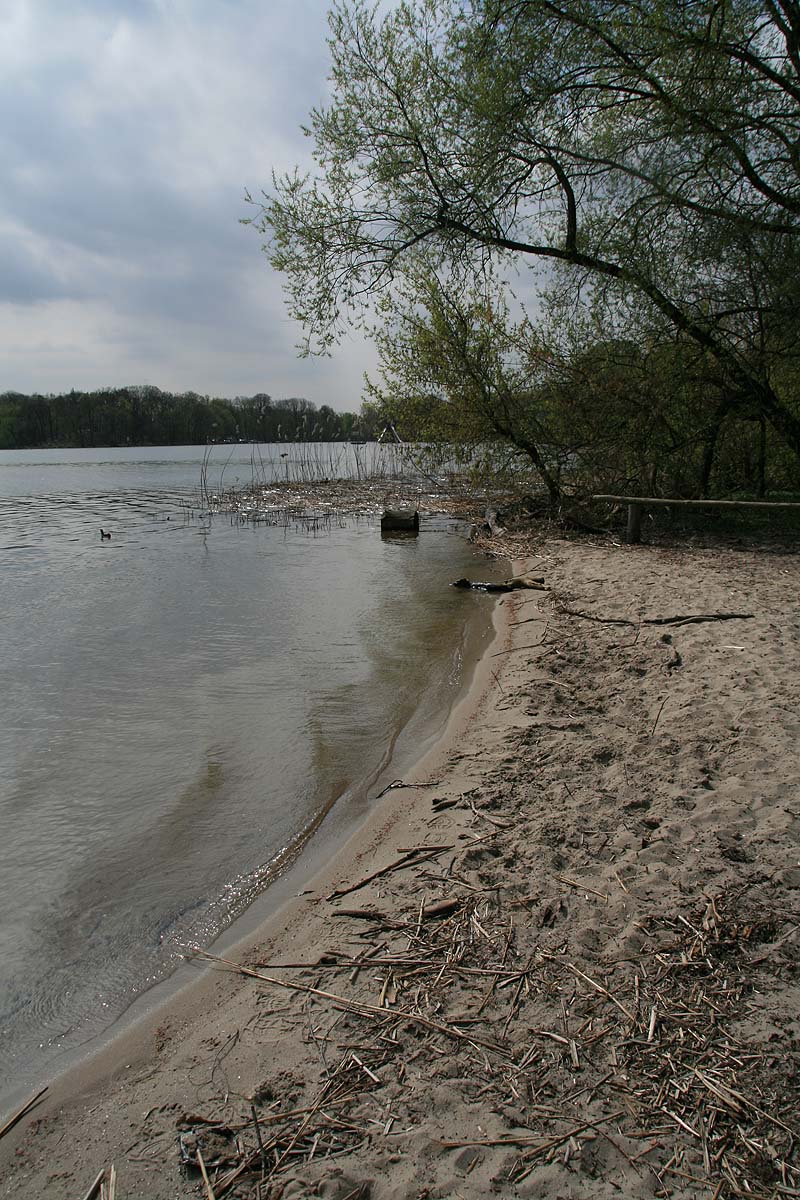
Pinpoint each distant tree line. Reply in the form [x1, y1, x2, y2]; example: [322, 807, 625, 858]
[0, 386, 372, 449]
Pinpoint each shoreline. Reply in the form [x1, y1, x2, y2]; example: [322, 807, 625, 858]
[0, 530, 501, 1108]
[0, 537, 513, 1167]
[0, 505, 496, 1119]
[3, 533, 799, 1199]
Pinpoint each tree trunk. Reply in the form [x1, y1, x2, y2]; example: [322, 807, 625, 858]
[490, 413, 562, 505]
[745, 382, 800, 462]
[699, 401, 730, 498]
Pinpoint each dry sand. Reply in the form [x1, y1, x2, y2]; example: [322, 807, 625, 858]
[1, 531, 799, 1199]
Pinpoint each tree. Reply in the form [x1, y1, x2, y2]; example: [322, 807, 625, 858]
[366, 268, 567, 498]
[253, 0, 800, 467]
[367, 264, 765, 499]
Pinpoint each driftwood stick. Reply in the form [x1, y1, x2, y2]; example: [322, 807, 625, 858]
[373, 778, 435, 799]
[560, 608, 753, 628]
[643, 612, 754, 626]
[253, 955, 520, 980]
[469, 798, 512, 830]
[396, 844, 453, 853]
[491, 642, 549, 657]
[523, 1111, 627, 1161]
[592, 493, 800, 509]
[422, 898, 463, 920]
[551, 959, 636, 1022]
[327, 846, 451, 899]
[0, 1086, 48, 1141]
[330, 908, 396, 923]
[251, 1103, 266, 1165]
[650, 696, 669, 737]
[555, 875, 609, 903]
[559, 608, 636, 626]
[197, 1148, 216, 1200]
[439, 1109, 624, 1150]
[80, 1171, 106, 1200]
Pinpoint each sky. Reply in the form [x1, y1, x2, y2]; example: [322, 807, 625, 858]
[0, 0, 377, 411]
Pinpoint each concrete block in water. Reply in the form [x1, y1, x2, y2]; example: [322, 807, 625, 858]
[381, 509, 420, 534]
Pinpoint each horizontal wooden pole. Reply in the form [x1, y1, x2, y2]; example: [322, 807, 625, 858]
[592, 495, 800, 510]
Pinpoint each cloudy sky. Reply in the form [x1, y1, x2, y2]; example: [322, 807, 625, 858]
[1, 0, 376, 411]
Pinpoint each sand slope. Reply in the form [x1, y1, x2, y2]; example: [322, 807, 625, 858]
[2, 535, 798, 1199]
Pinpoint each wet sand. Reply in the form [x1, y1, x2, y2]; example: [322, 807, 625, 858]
[2, 532, 799, 1199]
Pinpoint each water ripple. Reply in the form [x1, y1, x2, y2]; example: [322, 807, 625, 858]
[0, 454, 489, 1102]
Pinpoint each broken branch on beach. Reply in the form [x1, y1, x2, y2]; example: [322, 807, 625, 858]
[642, 611, 755, 626]
[559, 607, 755, 627]
[326, 844, 454, 899]
[0, 1087, 48, 1142]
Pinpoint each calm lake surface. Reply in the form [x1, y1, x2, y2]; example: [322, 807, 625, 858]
[0, 444, 492, 1104]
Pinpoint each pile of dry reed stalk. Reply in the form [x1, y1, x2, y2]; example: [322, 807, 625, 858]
[175, 849, 797, 1200]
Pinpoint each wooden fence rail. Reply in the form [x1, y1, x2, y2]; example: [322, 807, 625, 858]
[591, 494, 800, 544]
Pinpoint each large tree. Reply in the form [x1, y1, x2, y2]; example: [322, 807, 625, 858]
[253, 0, 800, 463]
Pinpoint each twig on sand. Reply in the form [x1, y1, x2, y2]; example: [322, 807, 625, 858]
[559, 608, 636, 626]
[560, 607, 754, 628]
[374, 778, 437, 799]
[546, 958, 637, 1022]
[0, 1087, 48, 1141]
[492, 641, 549, 657]
[440, 1109, 626, 1181]
[250, 1103, 266, 1166]
[555, 875, 609, 903]
[196, 1148, 216, 1199]
[80, 1170, 106, 1200]
[650, 695, 669, 736]
[327, 845, 453, 899]
[643, 612, 754, 626]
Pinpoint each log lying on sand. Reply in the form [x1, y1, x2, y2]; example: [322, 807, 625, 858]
[452, 575, 546, 593]
[381, 509, 420, 533]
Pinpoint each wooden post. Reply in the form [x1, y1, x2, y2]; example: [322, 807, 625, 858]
[626, 502, 643, 544]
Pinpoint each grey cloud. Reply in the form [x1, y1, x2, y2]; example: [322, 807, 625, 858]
[0, 234, 80, 303]
[0, 0, 368, 408]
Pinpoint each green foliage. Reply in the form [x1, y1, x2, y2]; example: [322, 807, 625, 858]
[364, 266, 800, 497]
[365, 269, 567, 497]
[254, 0, 800, 492]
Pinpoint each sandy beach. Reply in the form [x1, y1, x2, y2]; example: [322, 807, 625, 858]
[2, 527, 798, 1199]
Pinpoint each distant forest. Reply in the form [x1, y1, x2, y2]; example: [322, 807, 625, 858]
[0, 386, 375, 449]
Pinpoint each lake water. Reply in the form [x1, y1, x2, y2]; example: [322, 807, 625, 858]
[0, 444, 493, 1106]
